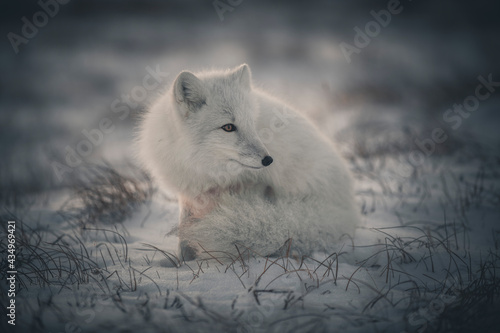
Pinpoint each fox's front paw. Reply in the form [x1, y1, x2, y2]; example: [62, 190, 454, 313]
[179, 240, 198, 262]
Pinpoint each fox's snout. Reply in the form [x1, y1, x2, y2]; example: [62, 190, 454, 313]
[239, 135, 273, 169]
[262, 155, 273, 167]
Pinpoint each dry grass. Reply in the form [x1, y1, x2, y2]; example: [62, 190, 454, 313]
[60, 162, 154, 231]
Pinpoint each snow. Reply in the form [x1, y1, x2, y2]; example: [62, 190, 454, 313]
[5, 142, 498, 332]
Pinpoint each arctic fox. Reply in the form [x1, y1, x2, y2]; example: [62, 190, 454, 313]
[137, 64, 360, 261]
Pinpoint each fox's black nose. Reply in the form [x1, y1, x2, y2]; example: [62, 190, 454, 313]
[262, 156, 273, 167]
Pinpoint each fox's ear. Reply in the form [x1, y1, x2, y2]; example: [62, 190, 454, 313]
[173, 71, 207, 113]
[231, 64, 252, 90]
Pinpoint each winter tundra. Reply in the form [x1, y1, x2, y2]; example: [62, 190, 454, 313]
[137, 64, 360, 261]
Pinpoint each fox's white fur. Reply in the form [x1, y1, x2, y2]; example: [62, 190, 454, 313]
[137, 64, 360, 261]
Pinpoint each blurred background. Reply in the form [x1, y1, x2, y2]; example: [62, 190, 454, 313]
[1, 0, 499, 204]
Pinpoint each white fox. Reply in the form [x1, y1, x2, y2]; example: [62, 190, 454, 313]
[137, 64, 360, 262]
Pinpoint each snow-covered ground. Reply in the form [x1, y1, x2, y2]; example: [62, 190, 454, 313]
[4, 141, 500, 332]
[1, 1, 500, 332]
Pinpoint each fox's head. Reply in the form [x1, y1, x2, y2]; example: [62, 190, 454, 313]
[172, 64, 273, 181]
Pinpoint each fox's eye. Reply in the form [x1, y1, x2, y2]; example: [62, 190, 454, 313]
[221, 124, 237, 132]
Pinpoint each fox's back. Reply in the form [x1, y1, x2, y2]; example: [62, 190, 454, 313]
[251, 89, 354, 199]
